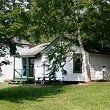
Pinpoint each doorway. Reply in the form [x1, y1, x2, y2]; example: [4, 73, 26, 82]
[22, 57, 34, 77]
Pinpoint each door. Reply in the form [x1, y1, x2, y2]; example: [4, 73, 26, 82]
[29, 57, 34, 77]
[22, 57, 34, 77]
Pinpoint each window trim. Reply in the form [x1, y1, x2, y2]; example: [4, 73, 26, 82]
[73, 54, 82, 73]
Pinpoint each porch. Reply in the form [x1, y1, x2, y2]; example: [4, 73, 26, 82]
[13, 56, 35, 83]
[13, 68, 35, 82]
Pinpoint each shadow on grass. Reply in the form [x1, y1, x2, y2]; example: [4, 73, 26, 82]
[0, 84, 64, 103]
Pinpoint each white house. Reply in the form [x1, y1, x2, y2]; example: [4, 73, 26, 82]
[0, 37, 110, 83]
[41, 37, 110, 82]
[0, 40, 31, 82]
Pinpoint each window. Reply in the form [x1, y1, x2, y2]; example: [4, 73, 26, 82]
[22, 58, 27, 66]
[73, 54, 82, 73]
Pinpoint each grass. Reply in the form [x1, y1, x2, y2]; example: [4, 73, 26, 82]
[0, 82, 110, 110]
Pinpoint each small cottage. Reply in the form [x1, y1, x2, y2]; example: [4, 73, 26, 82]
[0, 37, 110, 83]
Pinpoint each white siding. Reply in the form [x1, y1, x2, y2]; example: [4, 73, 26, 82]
[16, 45, 30, 53]
[89, 53, 110, 80]
[63, 57, 83, 81]
[0, 45, 30, 82]
[38, 46, 84, 82]
[34, 55, 43, 80]
[34, 53, 84, 82]
[0, 56, 22, 82]
[0, 56, 13, 82]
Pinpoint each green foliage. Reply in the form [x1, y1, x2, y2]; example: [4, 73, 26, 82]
[44, 37, 75, 79]
[81, 0, 110, 50]
[29, 0, 78, 42]
[0, 0, 30, 56]
[29, 0, 81, 78]
[1, 0, 109, 78]
[29, 0, 110, 78]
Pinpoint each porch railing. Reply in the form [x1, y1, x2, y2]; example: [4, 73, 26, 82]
[14, 69, 35, 78]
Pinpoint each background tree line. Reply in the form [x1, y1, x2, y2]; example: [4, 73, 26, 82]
[0, 0, 110, 55]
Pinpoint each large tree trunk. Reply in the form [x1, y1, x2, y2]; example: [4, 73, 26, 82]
[78, 29, 91, 82]
[81, 48, 91, 82]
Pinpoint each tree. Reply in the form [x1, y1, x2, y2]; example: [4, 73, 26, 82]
[28, 0, 81, 80]
[0, 0, 31, 77]
[81, 0, 110, 52]
[1, 0, 109, 80]
[29, 0, 78, 80]
[29, 0, 78, 42]
[28, 0, 110, 81]
[44, 37, 74, 80]
[0, 0, 30, 56]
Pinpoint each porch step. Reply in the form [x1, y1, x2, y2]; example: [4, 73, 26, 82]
[35, 80, 62, 85]
[13, 78, 28, 82]
[14, 77, 35, 81]
[9, 81, 19, 84]
[12, 77, 35, 84]
[10, 80, 35, 84]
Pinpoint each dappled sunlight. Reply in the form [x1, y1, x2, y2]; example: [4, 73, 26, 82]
[0, 84, 64, 103]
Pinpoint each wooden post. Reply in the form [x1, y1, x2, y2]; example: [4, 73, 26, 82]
[42, 63, 45, 84]
[26, 57, 29, 80]
[102, 66, 106, 80]
[13, 56, 15, 80]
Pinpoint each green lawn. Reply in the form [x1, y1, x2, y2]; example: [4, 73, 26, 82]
[0, 82, 110, 110]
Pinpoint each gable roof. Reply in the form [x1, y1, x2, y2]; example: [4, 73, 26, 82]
[14, 38, 31, 46]
[41, 37, 61, 53]
[20, 37, 110, 57]
[83, 41, 110, 55]
[42, 36, 110, 55]
[20, 43, 49, 57]
[42, 36, 78, 54]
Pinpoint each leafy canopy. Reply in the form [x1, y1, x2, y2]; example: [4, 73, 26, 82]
[81, 0, 110, 52]
[29, 0, 110, 78]
[0, 0, 30, 56]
